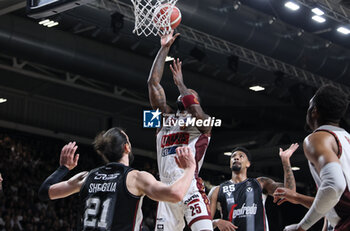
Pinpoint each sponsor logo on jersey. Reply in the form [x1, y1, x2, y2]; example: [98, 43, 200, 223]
[88, 183, 117, 193]
[161, 146, 179, 156]
[161, 132, 189, 148]
[184, 194, 199, 205]
[232, 203, 257, 218]
[227, 198, 235, 204]
[160, 132, 190, 157]
[246, 186, 253, 192]
[94, 172, 120, 180]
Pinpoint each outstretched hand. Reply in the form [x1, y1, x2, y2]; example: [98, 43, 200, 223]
[175, 146, 195, 170]
[273, 187, 299, 205]
[59, 142, 79, 170]
[216, 219, 238, 231]
[160, 30, 180, 47]
[170, 58, 184, 86]
[279, 143, 299, 162]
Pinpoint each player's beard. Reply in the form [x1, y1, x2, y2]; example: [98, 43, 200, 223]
[176, 100, 185, 111]
[231, 165, 241, 172]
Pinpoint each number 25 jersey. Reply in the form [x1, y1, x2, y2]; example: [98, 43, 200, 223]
[217, 178, 267, 231]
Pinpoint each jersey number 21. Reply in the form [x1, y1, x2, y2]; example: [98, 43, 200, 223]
[84, 197, 111, 229]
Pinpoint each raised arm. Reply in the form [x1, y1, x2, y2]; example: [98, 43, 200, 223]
[38, 142, 88, 201]
[170, 58, 212, 134]
[209, 186, 237, 231]
[280, 143, 298, 191]
[147, 31, 179, 113]
[257, 143, 298, 195]
[48, 171, 88, 199]
[127, 147, 195, 203]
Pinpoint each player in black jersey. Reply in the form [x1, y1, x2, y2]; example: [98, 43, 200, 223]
[38, 127, 196, 231]
[209, 144, 299, 231]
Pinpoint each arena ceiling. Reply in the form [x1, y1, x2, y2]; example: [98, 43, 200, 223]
[0, 0, 349, 187]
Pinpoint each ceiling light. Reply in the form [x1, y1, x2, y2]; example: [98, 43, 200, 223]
[43, 20, 54, 26]
[312, 15, 326, 23]
[249, 86, 265, 92]
[285, 2, 300, 11]
[47, 22, 59, 27]
[312, 7, 324, 16]
[337, 26, 350, 35]
[0, 98, 7, 103]
[224, 152, 232, 156]
[165, 56, 174, 62]
[291, 167, 300, 171]
[39, 19, 59, 28]
[39, 19, 50, 25]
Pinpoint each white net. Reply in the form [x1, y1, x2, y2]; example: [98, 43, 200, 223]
[131, 0, 179, 36]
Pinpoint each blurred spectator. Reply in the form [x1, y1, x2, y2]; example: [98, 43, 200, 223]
[0, 131, 159, 231]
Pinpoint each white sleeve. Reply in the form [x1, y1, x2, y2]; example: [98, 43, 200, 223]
[299, 162, 346, 230]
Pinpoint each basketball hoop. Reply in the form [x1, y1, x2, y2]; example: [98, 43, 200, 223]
[131, 0, 179, 37]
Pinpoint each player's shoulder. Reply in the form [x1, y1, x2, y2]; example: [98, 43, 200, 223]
[304, 130, 331, 142]
[304, 131, 336, 149]
[208, 185, 220, 198]
[126, 169, 140, 178]
[127, 170, 152, 182]
[125, 170, 141, 187]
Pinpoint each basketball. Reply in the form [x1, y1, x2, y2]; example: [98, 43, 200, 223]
[153, 4, 182, 30]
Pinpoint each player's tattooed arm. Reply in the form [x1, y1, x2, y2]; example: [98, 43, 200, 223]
[273, 187, 315, 208]
[257, 177, 283, 196]
[279, 143, 299, 191]
[257, 143, 298, 196]
[147, 31, 179, 113]
[170, 58, 212, 134]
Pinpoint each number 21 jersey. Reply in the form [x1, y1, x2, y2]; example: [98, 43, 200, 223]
[79, 163, 144, 231]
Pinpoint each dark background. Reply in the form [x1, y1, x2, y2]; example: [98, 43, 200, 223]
[0, 0, 350, 230]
